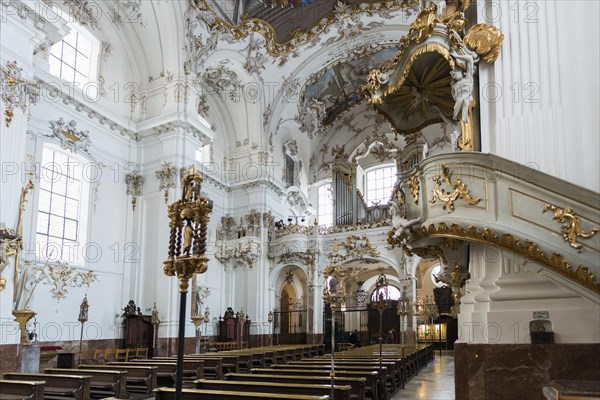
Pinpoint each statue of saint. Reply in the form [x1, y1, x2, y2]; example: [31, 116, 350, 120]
[450, 52, 475, 123]
[14, 261, 37, 310]
[389, 199, 422, 244]
[183, 221, 194, 255]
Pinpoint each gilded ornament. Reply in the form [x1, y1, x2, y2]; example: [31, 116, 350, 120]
[196, 0, 419, 66]
[543, 204, 598, 250]
[164, 165, 213, 292]
[394, 222, 599, 294]
[408, 4, 439, 43]
[407, 176, 420, 204]
[429, 165, 480, 213]
[464, 24, 504, 63]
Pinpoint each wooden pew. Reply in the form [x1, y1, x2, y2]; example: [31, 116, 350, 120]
[187, 355, 239, 374]
[295, 359, 403, 390]
[194, 379, 350, 400]
[269, 363, 389, 397]
[153, 387, 330, 399]
[44, 368, 127, 399]
[3, 373, 90, 400]
[154, 357, 224, 380]
[225, 373, 365, 400]
[79, 363, 157, 394]
[250, 368, 381, 400]
[111, 360, 204, 386]
[0, 379, 45, 400]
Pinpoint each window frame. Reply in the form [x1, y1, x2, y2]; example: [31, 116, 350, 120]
[317, 182, 333, 228]
[33, 142, 92, 266]
[48, 20, 100, 92]
[363, 164, 397, 206]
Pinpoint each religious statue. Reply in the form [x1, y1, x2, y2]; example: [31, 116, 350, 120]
[121, 300, 140, 317]
[183, 220, 193, 256]
[389, 198, 422, 245]
[14, 261, 37, 310]
[450, 52, 475, 124]
[78, 295, 89, 323]
[151, 302, 160, 325]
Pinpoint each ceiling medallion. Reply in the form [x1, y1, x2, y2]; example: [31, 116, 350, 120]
[194, 0, 420, 66]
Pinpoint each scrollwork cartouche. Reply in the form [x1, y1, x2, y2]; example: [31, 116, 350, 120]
[430, 165, 480, 213]
[407, 176, 420, 204]
[543, 204, 598, 251]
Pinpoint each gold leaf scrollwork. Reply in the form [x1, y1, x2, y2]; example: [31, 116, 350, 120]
[407, 175, 420, 204]
[395, 222, 599, 294]
[543, 204, 598, 250]
[430, 165, 480, 213]
[464, 24, 504, 63]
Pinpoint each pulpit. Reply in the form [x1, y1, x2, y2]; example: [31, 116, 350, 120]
[218, 307, 251, 345]
[121, 300, 154, 357]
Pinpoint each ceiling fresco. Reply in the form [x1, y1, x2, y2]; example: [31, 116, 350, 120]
[196, 0, 420, 64]
[303, 47, 398, 126]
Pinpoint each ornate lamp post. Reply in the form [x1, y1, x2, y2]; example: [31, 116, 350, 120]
[397, 286, 410, 357]
[203, 307, 210, 353]
[151, 303, 160, 356]
[322, 240, 347, 400]
[191, 313, 205, 354]
[163, 166, 212, 399]
[354, 281, 368, 343]
[268, 310, 274, 346]
[424, 295, 439, 352]
[77, 295, 89, 363]
[373, 272, 391, 376]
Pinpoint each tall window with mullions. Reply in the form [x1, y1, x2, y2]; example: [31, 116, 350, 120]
[36, 145, 89, 264]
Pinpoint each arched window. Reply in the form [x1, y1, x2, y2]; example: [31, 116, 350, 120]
[48, 21, 99, 91]
[364, 165, 396, 206]
[371, 285, 401, 301]
[36, 144, 91, 264]
[317, 183, 332, 227]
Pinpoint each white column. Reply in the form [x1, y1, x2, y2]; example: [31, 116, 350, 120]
[478, 0, 599, 192]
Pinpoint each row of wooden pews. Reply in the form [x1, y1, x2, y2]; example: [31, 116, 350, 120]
[151, 344, 338, 400]
[0, 344, 431, 399]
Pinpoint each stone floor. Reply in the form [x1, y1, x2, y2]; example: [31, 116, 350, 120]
[391, 352, 455, 400]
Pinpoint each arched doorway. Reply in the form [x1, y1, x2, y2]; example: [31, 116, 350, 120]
[273, 267, 308, 345]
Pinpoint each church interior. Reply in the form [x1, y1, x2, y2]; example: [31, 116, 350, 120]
[1, 0, 599, 399]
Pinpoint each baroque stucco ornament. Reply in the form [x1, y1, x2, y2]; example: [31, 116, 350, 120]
[194, 0, 420, 66]
[156, 162, 177, 204]
[1, 61, 39, 127]
[543, 204, 599, 251]
[125, 170, 144, 211]
[48, 118, 92, 155]
[430, 165, 480, 213]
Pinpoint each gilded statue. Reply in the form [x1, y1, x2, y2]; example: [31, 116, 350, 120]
[183, 221, 194, 255]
